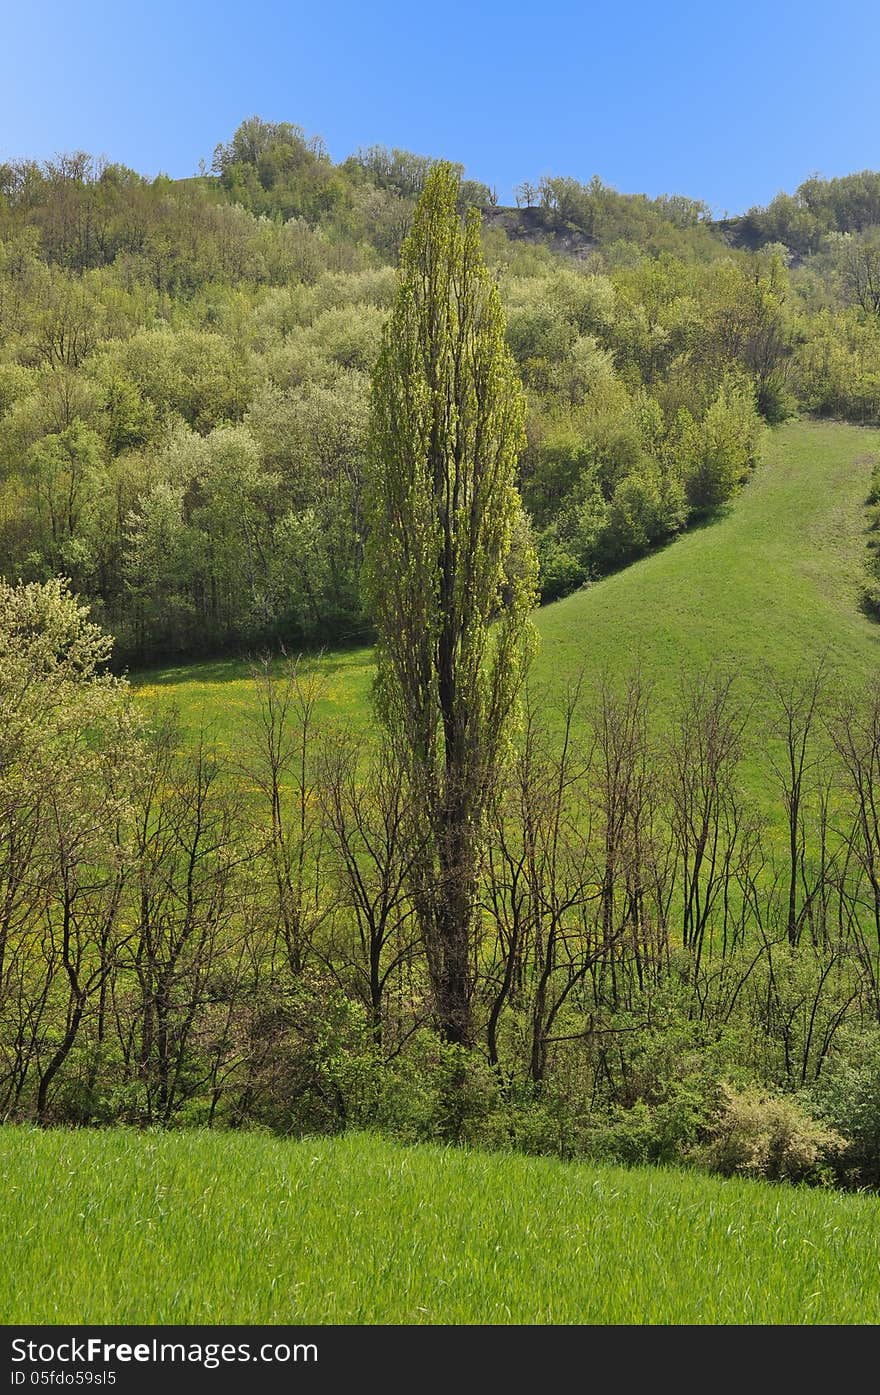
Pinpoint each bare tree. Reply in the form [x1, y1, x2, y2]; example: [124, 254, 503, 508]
[320, 737, 424, 1048]
[667, 673, 757, 973]
[827, 685, 880, 1016]
[124, 725, 249, 1124]
[242, 655, 331, 981]
[485, 684, 624, 1085]
[767, 660, 829, 945]
[841, 234, 880, 317]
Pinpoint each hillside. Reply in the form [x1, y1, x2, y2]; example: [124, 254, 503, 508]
[135, 420, 880, 770]
[3, 1128, 879, 1324]
[7, 120, 880, 668]
[10, 415, 866, 1150]
[535, 420, 879, 692]
[4, 138, 880, 1158]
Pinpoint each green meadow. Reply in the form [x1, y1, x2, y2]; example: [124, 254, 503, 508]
[3, 1127, 879, 1325]
[131, 420, 879, 816]
[532, 419, 878, 699]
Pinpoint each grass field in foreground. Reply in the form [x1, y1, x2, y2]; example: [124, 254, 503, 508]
[2, 1127, 880, 1324]
[131, 421, 879, 771]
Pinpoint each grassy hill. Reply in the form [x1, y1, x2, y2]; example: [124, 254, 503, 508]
[7, 425, 879, 1331]
[133, 420, 879, 801]
[3, 1126, 879, 1324]
[533, 419, 878, 697]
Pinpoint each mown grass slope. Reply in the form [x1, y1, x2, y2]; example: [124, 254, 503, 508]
[132, 422, 879, 770]
[532, 418, 878, 700]
[2, 1127, 879, 1324]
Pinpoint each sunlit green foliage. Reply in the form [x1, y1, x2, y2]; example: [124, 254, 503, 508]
[366, 164, 537, 1045]
[2, 120, 880, 657]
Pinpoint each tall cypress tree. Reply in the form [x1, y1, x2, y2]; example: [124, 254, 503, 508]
[365, 163, 537, 1046]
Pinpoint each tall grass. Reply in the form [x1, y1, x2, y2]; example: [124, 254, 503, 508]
[2, 1128, 879, 1324]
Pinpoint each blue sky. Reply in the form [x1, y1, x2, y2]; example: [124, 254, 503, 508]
[2, 0, 878, 215]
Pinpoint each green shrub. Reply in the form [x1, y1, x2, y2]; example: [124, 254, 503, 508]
[597, 460, 684, 567]
[863, 571, 880, 619]
[697, 1082, 845, 1183]
[808, 1032, 880, 1186]
[535, 532, 587, 601]
[362, 1036, 510, 1149]
[579, 1090, 711, 1168]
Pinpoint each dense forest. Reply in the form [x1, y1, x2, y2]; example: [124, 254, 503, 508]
[2, 117, 879, 663]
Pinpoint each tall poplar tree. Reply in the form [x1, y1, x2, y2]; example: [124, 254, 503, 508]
[365, 163, 537, 1046]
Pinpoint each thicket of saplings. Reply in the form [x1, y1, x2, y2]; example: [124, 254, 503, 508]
[3, 579, 880, 1190]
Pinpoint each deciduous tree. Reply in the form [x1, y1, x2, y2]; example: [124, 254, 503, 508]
[365, 163, 537, 1045]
